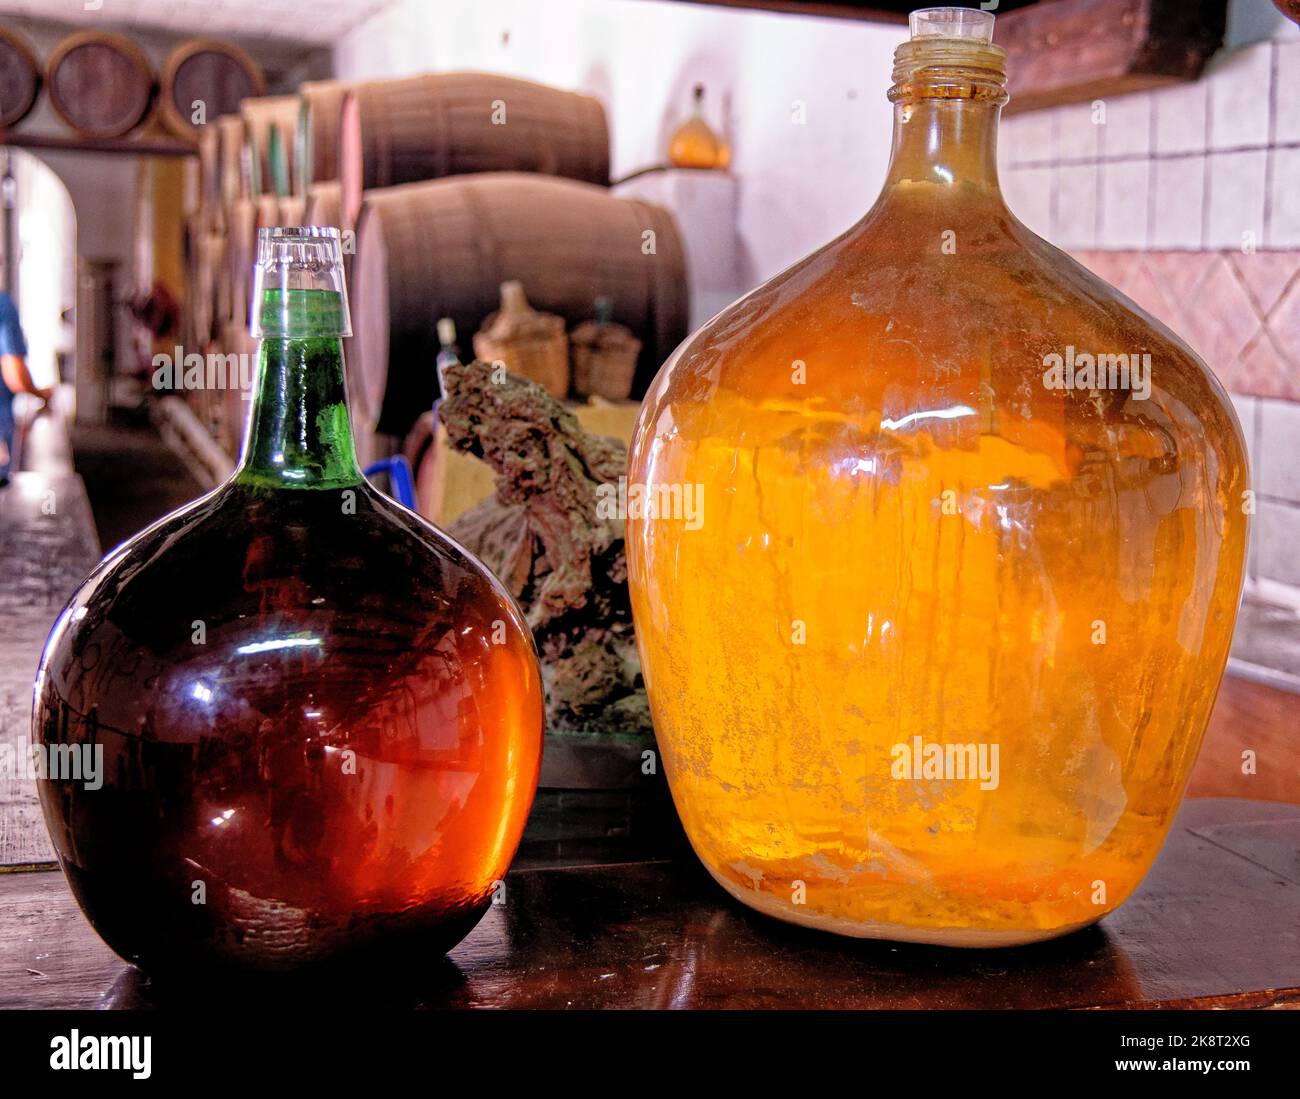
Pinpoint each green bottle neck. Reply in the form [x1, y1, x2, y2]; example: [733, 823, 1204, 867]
[234, 319, 363, 491]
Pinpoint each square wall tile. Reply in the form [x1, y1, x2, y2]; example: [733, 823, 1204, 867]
[1178, 255, 1261, 386]
[1150, 156, 1205, 249]
[1207, 42, 1273, 150]
[1256, 500, 1300, 587]
[1153, 79, 1208, 155]
[1267, 147, 1300, 249]
[1054, 161, 1098, 249]
[1003, 165, 1053, 239]
[1004, 109, 1057, 165]
[1098, 91, 1152, 158]
[1231, 251, 1300, 318]
[1235, 330, 1298, 402]
[1099, 159, 1149, 248]
[1056, 101, 1101, 162]
[997, 98, 1021, 164]
[1258, 397, 1300, 505]
[1205, 149, 1268, 250]
[1122, 257, 1180, 330]
[1277, 42, 1300, 144]
[998, 124, 1020, 172]
[1145, 251, 1216, 309]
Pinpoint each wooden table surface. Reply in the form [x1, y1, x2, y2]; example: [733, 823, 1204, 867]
[3, 797, 1298, 1010]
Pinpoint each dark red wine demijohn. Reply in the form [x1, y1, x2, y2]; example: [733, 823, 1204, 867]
[32, 227, 544, 974]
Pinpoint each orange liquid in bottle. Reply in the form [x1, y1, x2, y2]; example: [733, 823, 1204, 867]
[627, 10, 1247, 945]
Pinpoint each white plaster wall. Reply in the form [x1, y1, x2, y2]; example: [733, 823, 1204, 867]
[333, 0, 903, 289]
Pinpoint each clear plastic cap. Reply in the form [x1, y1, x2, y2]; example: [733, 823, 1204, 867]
[249, 226, 352, 339]
[909, 7, 995, 43]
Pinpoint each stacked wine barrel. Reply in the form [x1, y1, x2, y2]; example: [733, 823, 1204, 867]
[297, 80, 350, 197]
[184, 83, 300, 452]
[45, 31, 156, 137]
[0, 28, 41, 129]
[241, 94, 298, 198]
[336, 72, 610, 224]
[350, 173, 686, 438]
[159, 39, 264, 139]
[8, 32, 265, 141]
[182, 69, 688, 464]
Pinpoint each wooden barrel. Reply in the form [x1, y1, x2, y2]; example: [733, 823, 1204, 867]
[297, 80, 351, 195]
[218, 320, 256, 457]
[219, 199, 254, 335]
[159, 38, 264, 139]
[196, 231, 224, 346]
[0, 28, 41, 129]
[221, 194, 281, 333]
[215, 114, 246, 206]
[339, 73, 610, 226]
[303, 181, 351, 297]
[279, 195, 307, 226]
[241, 95, 298, 197]
[350, 172, 687, 437]
[181, 213, 201, 350]
[217, 193, 288, 454]
[196, 124, 223, 229]
[45, 31, 155, 138]
[304, 181, 344, 228]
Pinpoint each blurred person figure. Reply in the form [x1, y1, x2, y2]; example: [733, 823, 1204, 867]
[0, 289, 51, 486]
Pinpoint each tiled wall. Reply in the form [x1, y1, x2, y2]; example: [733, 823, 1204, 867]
[1072, 250, 1300, 587]
[1000, 28, 1298, 253]
[1071, 250, 1298, 402]
[1001, 5, 1300, 597]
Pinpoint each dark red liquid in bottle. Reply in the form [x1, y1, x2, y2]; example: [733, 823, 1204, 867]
[33, 234, 543, 976]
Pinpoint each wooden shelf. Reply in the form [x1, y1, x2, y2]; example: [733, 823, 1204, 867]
[0, 129, 196, 158]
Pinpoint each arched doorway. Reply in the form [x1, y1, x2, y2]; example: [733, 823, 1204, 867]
[1, 146, 77, 472]
[2, 148, 76, 392]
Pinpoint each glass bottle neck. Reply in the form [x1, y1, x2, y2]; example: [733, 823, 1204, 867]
[234, 333, 363, 490]
[882, 97, 1003, 196]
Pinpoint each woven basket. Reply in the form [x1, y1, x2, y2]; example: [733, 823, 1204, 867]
[472, 281, 571, 398]
[570, 317, 641, 400]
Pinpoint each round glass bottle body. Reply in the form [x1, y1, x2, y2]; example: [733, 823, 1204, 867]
[626, 22, 1247, 945]
[36, 483, 543, 971]
[34, 231, 544, 973]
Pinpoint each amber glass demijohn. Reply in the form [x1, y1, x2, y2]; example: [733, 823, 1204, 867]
[33, 227, 544, 973]
[627, 9, 1248, 945]
[669, 83, 726, 170]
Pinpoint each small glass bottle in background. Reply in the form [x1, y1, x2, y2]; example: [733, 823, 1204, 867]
[669, 83, 724, 170]
[435, 316, 460, 392]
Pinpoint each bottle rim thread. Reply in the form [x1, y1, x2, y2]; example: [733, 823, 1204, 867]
[889, 7, 1008, 105]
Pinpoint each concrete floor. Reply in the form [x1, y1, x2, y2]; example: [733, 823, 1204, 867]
[68, 404, 204, 552]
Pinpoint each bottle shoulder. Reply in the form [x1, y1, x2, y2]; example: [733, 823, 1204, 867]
[649, 203, 1230, 420]
[632, 205, 1246, 491]
[60, 479, 513, 622]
